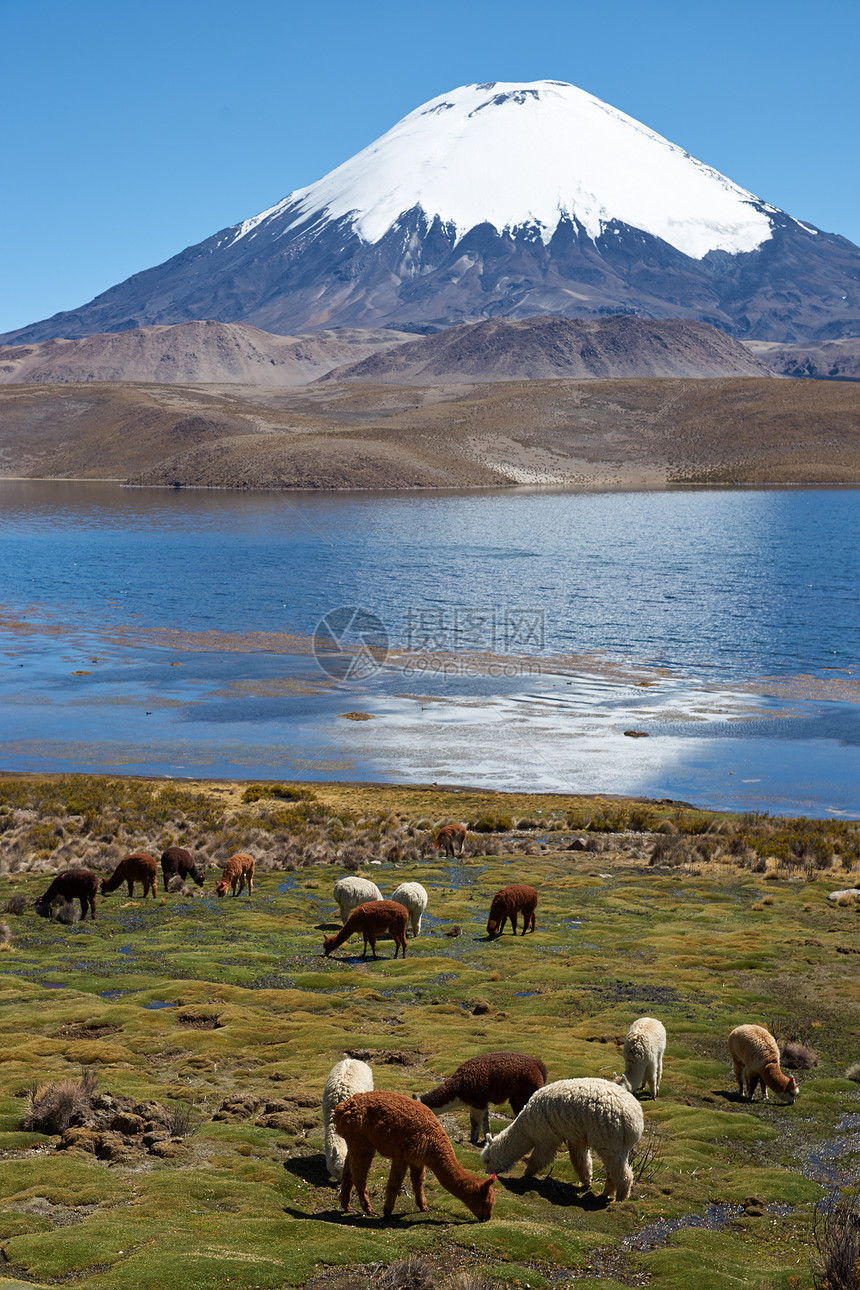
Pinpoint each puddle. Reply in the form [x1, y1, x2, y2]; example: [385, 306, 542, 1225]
[514, 990, 542, 998]
[806, 1112, 860, 1186]
[41, 981, 68, 989]
[621, 1200, 794, 1253]
[145, 1000, 176, 1010]
[98, 988, 141, 1000]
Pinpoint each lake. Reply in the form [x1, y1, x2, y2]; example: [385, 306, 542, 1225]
[0, 480, 858, 815]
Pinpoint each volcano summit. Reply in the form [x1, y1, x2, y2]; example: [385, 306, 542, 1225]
[6, 80, 860, 345]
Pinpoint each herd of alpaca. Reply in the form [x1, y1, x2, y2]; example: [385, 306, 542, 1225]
[323, 1016, 801, 1219]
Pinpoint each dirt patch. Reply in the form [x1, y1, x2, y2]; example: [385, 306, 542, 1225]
[344, 1048, 426, 1067]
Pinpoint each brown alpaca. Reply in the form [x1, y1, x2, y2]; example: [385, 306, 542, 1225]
[434, 823, 467, 857]
[160, 846, 204, 892]
[334, 1090, 496, 1219]
[729, 1024, 799, 1103]
[215, 853, 255, 897]
[100, 854, 158, 899]
[35, 869, 98, 920]
[323, 900, 408, 960]
[486, 884, 538, 938]
[416, 1051, 549, 1145]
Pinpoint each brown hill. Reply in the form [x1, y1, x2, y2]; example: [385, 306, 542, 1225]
[0, 320, 412, 387]
[746, 336, 860, 381]
[320, 316, 776, 385]
[1, 375, 857, 491]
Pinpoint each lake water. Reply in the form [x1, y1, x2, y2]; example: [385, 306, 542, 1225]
[0, 479, 858, 816]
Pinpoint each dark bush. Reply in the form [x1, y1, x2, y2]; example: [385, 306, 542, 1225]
[812, 1195, 860, 1289]
[24, 1069, 98, 1135]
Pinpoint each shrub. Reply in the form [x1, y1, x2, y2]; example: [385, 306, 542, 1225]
[812, 1195, 860, 1289]
[241, 784, 317, 805]
[1, 894, 28, 916]
[779, 1041, 819, 1070]
[378, 1257, 436, 1290]
[470, 815, 513, 834]
[0, 920, 10, 949]
[24, 1068, 98, 1135]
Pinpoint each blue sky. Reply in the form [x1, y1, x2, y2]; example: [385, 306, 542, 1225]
[2, 0, 858, 335]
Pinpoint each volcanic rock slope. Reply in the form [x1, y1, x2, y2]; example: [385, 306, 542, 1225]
[5, 81, 860, 346]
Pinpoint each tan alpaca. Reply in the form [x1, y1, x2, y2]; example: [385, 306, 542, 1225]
[728, 1025, 799, 1103]
[100, 854, 158, 899]
[334, 1090, 496, 1219]
[434, 823, 467, 857]
[216, 853, 255, 897]
[323, 900, 408, 960]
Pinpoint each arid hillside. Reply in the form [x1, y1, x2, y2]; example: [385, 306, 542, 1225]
[0, 321, 412, 387]
[1, 375, 858, 489]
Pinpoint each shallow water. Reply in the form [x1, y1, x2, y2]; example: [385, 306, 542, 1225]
[1, 480, 858, 815]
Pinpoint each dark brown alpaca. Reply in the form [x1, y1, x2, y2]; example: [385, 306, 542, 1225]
[100, 854, 158, 899]
[416, 1051, 548, 1144]
[215, 853, 255, 897]
[35, 869, 98, 921]
[323, 900, 409, 960]
[434, 823, 467, 857]
[486, 884, 538, 938]
[160, 846, 204, 892]
[334, 1090, 496, 1219]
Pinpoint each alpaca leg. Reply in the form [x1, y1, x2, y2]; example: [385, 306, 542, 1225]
[510, 912, 518, 935]
[602, 1151, 633, 1202]
[731, 1057, 745, 1097]
[339, 1160, 353, 1212]
[524, 1139, 557, 1176]
[469, 1107, 485, 1145]
[383, 1156, 409, 1216]
[409, 1165, 428, 1211]
[567, 1141, 593, 1189]
[656, 1053, 663, 1097]
[369, 935, 378, 960]
[127, 880, 134, 896]
[646, 1059, 657, 1099]
[345, 1146, 376, 1215]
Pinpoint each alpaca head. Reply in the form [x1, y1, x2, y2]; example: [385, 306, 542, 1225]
[486, 918, 500, 939]
[614, 1072, 632, 1091]
[99, 879, 110, 895]
[215, 880, 229, 898]
[481, 1134, 503, 1172]
[780, 1076, 800, 1104]
[469, 1174, 496, 1221]
[323, 934, 337, 957]
[34, 898, 52, 919]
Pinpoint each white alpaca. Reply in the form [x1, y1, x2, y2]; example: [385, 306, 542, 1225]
[322, 1058, 374, 1179]
[333, 876, 383, 925]
[481, 1078, 644, 1202]
[615, 1017, 666, 1099]
[390, 881, 428, 937]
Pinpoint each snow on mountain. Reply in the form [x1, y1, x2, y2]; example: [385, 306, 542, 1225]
[228, 80, 775, 261]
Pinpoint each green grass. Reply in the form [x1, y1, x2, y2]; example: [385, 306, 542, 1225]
[1, 779, 860, 1287]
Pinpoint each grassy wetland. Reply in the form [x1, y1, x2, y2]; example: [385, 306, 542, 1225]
[2, 776, 860, 1289]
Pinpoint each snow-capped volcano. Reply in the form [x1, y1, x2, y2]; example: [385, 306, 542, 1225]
[233, 80, 775, 261]
[4, 80, 860, 345]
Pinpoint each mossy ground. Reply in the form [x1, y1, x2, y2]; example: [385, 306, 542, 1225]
[1, 779, 860, 1289]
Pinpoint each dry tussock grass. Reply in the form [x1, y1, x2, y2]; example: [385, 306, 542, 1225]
[24, 1068, 98, 1135]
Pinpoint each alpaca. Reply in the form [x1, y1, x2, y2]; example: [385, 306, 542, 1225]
[100, 854, 158, 899]
[728, 1024, 799, 1103]
[323, 1058, 374, 1180]
[334, 1091, 496, 1219]
[434, 824, 467, 858]
[35, 869, 98, 921]
[481, 1078, 644, 1202]
[615, 1017, 666, 1099]
[486, 884, 538, 939]
[215, 853, 255, 897]
[390, 882, 428, 937]
[160, 846, 204, 892]
[324, 901, 409, 960]
[416, 1051, 548, 1145]
[333, 875, 382, 924]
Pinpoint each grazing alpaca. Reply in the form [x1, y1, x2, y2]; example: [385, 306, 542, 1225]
[323, 901, 409, 960]
[434, 824, 467, 857]
[390, 881, 428, 937]
[615, 1017, 667, 1099]
[333, 875, 382, 924]
[486, 884, 538, 938]
[215, 853, 255, 897]
[35, 869, 98, 921]
[481, 1078, 644, 1202]
[334, 1091, 496, 1219]
[416, 1051, 548, 1145]
[100, 854, 158, 899]
[728, 1024, 799, 1103]
[160, 846, 204, 892]
[323, 1058, 374, 1180]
